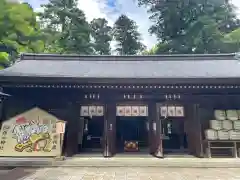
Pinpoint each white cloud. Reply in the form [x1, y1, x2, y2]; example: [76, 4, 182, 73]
[77, 0, 157, 50]
[232, 0, 240, 17]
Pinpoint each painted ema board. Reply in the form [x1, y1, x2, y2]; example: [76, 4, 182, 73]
[0, 107, 65, 157]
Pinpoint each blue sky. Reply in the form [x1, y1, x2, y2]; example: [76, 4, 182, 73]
[24, 0, 240, 49]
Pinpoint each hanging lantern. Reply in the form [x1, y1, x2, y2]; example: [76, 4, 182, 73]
[167, 122, 172, 134]
[84, 120, 88, 132]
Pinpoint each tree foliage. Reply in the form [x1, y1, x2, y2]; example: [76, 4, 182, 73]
[0, 52, 10, 70]
[0, 0, 44, 59]
[39, 0, 92, 54]
[138, 0, 240, 54]
[90, 18, 112, 55]
[113, 15, 146, 55]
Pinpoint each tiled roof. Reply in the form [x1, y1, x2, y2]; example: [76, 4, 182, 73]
[0, 53, 239, 80]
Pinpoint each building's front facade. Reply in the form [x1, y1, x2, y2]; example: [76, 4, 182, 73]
[0, 53, 240, 158]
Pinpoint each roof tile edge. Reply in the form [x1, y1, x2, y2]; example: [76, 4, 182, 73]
[20, 53, 237, 61]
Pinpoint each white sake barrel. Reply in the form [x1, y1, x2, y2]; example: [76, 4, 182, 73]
[205, 129, 217, 140]
[209, 120, 222, 130]
[214, 110, 226, 120]
[229, 130, 240, 140]
[226, 110, 238, 121]
[222, 120, 233, 130]
[233, 121, 240, 130]
[217, 130, 229, 140]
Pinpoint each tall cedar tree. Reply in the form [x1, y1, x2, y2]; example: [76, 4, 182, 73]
[39, 0, 92, 54]
[90, 18, 112, 55]
[113, 15, 145, 55]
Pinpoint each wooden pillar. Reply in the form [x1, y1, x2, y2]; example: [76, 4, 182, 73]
[64, 102, 79, 157]
[185, 103, 195, 155]
[148, 102, 155, 154]
[193, 104, 204, 157]
[103, 102, 116, 157]
[154, 103, 163, 158]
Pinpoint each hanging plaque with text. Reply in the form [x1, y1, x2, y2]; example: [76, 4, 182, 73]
[80, 106, 89, 116]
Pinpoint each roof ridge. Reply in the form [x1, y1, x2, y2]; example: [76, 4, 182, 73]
[20, 53, 237, 61]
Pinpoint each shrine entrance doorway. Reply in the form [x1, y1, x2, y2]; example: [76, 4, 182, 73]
[115, 105, 149, 154]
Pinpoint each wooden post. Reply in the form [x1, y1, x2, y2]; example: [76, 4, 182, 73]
[154, 103, 163, 158]
[193, 104, 204, 158]
[147, 102, 155, 155]
[103, 102, 115, 157]
[185, 103, 195, 155]
[64, 102, 78, 157]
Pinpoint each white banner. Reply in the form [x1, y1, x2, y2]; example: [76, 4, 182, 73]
[116, 106, 125, 116]
[131, 106, 140, 116]
[80, 106, 89, 116]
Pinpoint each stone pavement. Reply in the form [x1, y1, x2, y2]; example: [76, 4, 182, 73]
[3, 157, 240, 168]
[3, 167, 240, 180]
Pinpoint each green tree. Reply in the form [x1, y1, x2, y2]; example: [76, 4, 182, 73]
[0, 52, 10, 70]
[90, 18, 112, 55]
[113, 15, 146, 55]
[39, 0, 92, 54]
[142, 43, 170, 55]
[222, 28, 240, 52]
[138, 0, 240, 54]
[0, 0, 44, 58]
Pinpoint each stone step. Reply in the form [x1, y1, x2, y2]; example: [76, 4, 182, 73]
[54, 157, 240, 168]
[1, 157, 240, 168]
[0, 158, 54, 167]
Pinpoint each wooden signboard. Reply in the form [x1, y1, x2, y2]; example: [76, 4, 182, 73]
[0, 107, 63, 157]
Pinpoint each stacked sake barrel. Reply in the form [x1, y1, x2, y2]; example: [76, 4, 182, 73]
[205, 110, 240, 140]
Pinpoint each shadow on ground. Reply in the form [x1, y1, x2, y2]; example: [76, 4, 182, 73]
[0, 168, 39, 180]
